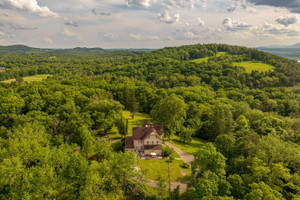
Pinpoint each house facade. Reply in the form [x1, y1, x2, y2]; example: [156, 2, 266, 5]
[124, 120, 164, 156]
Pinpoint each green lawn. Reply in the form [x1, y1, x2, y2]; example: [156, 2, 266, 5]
[168, 135, 206, 155]
[140, 158, 192, 182]
[191, 57, 208, 63]
[2, 74, 52, 83]
[191, 52, 228, 64]
[233, 61, 275, 73]
[107, 111, 150, 139]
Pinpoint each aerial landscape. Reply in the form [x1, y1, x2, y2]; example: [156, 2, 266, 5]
[0, 0, 300, 200]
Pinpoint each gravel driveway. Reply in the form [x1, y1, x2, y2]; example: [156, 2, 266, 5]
[165, 142, 194, 164]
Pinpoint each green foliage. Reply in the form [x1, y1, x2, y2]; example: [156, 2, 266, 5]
[162, 145, 174, 157]
[0, 43, 299, 199]
[192, 143, 226, 177]
[151, 93, 187, 139]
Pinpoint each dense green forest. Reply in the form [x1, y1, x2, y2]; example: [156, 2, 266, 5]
[0, 44, 300, 199]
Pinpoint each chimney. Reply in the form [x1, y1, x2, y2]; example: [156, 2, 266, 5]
[150, 123, 154, 128]
[137, 122, 141, 127]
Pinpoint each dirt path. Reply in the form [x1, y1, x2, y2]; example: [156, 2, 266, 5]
[165, 142, 194, 164]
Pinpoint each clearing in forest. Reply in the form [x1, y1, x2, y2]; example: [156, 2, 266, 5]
[108, 111, 150, 139]
[191, 52, 228, 64]
[2, 74, 52, 83]
[233, 61, 275, 73]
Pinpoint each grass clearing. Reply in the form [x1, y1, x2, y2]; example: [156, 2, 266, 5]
[2, 74, 52, 83]
[107, 111, 150, 139]
[169, 135, 206, 155]
[140, 158, 192, 182]
[191, 52, 228, 64]
[233, 61, 275, 73]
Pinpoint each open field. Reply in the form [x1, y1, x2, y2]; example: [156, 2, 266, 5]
[233, 61, 275, 73]
[1, 74, 52, 83]
[191, 52, 228, 64]
[140, 158, 191, 182]
[168, 135, 206, 155]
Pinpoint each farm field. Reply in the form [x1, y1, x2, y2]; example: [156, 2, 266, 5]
[233, 61, 275, 73]
[1, 74, 52, 83]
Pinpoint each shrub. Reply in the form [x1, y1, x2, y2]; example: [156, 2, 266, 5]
[180, 162, 190, 169]
[162, 145, 174, 157]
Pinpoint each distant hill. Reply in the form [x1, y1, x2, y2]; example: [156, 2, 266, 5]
[0, 45, 154, 55]
[258, 43, 300, 60]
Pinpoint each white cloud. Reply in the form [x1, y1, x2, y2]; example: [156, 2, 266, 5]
[163, 0, 206, 9]
[157, 11, 180, 24]
[44, 36, 53, 44]
[197, 17, 205, 26]
[275, 15, 298, 26]
[126, 0, 152, 8]
[129, 34, 159, 40]
[222, 17, 252, 31]
[184, 31, 200, 39]
[0, 0, 58, 18]
[63, 27, 76, 37]
[264, 23, 299, 36]
[227, 5, 236, 13]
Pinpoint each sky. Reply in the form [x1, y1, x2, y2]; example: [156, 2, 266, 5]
[0, 0, 299, 48]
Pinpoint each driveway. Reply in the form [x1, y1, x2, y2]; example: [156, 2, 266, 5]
[165, 142, 194, 164]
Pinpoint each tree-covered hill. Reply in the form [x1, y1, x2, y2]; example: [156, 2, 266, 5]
[0, 44, 300, 199]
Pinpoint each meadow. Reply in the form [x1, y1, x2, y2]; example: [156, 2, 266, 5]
[233, 61, 275, 73]
[1, 74, 52, 83]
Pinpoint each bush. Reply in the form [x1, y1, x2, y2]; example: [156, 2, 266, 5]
[111, 140, 124, 152]
[180, 162, 190, 169]
[162, 145, 174, 157]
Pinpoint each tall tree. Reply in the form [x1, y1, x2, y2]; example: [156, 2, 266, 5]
[151, 94, 187, 140]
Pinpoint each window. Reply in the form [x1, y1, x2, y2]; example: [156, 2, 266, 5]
[157, 141, 159, 144]
[152, 141, 154, 144]
[136, 146, 138, 150]
[141, 146, 143, 150]
[147, 141, 149, 144]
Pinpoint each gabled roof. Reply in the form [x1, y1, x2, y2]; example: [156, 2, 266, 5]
[124, 136, 134, 149]
[132, 125, 164, 140]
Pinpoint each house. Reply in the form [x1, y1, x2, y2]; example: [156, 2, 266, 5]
[124, 120, 164, 156]
[0, 67, 5, 72]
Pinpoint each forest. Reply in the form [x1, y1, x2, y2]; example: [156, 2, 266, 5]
[0, 43, 300, 199]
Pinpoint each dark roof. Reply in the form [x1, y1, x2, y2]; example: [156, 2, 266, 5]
[124, 136, 134, 149]
[144, 145, 162, 150]
[132, 125, 164, 140]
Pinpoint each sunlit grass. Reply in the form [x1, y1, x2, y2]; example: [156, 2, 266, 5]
[2, 74, 52, 83]
[233, 61, 275, 73]
[191, 52, 228, 64]
[107, 111, 150, 139]
[168, 135, 206, 155]
[140, 158, 192, 182]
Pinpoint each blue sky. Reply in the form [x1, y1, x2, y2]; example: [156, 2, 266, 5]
[0, 0, 299, 48]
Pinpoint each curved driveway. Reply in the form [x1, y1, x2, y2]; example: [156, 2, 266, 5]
[165, 142, 194, 164]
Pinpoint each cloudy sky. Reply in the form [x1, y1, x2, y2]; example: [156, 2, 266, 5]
[0, 0, 299, 48]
